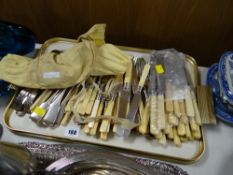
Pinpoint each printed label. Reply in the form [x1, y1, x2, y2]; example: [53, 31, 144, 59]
[155, 64, 164, 74]
[43, 72, 60, 79]
[33, 106, 46, 117]
[64, 127, 80, 137]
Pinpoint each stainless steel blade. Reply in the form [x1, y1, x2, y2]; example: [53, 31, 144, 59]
[156, 55, 166, 95]
[118, 89, 130, 114]
[123, 92, 141, 137]
[132, 62, 139, 93]
[116, 63, 138, 136]
[149, 53, 157, 95]
[135, 58, 148, 105]
[127, 91, 141, 121]
[119, 63, 150, 137]
[116, 60, 133, 136]
[115, 87, 131, 136]
[54, 87, 74, 125]
[109, 83, 122, 99]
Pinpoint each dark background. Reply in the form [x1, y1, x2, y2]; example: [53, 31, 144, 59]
[0, 0, 232, 66]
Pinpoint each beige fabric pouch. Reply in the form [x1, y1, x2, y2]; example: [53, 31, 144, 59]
[0, 24, 131, 89]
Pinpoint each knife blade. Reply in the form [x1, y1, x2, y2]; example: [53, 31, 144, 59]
[132, 59, 140, 93]
[134, 58, 145, 121]
[123, 63, 150, 137]
[115, 61, 133, 136]
[54, 87, 74, 126]
[154, 53, 166, 131]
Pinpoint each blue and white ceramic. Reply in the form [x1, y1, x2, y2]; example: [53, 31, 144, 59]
[218, 51, 233, 106]
[207, 62, 233, 124]
[214, 95, 233, 124]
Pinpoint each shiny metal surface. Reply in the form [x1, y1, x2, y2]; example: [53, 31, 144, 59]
[0, 142, 36, 175]
[41, 89, 66, 126]
[12, 89, 39, 115]
[20, 142, 189, 175]
[46, 155, 147, 175]
[132, 59, 140, 93]
[135, 58, 147, 104]
[54, 87, 74, 125]
[115, 83, 131, 136]
[123, 93, 141, 137]
[155, 53, 166, 95]
[30, 90, 60, 122]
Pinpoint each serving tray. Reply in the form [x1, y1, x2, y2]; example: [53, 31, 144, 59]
[3, 37, 205, 164]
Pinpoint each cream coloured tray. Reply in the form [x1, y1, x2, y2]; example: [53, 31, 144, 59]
[3, 38, 205, 164]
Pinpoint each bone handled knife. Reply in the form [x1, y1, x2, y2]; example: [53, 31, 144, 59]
[123, 64, 150, 137]
[116, 61, 133, 136]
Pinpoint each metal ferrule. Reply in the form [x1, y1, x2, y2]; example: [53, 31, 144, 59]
[123, 83, 131, 91]
[137, 86, 143, 92]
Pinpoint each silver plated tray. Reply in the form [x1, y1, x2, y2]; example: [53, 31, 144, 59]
[21, 142, 189, 175]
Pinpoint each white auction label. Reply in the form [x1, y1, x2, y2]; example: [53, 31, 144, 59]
[64, 127, 80, 137]
[43, 72, 60, 79]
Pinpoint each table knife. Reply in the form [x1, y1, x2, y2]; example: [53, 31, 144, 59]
[123, 63, 150, 137]
[149, 52, 159, 136]
[155, 54, 166, 131]
[88, 78, 105, 129]
[54, 87, 74, 126]
[116, 61, 133, 136]
[184, 66, 202, 126]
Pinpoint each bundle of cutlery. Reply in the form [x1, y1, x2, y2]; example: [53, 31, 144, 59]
[11, 49, 203, 146]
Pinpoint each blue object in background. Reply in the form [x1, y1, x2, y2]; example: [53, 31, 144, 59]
[207, 61, 233, 124]
[0, 21, 36, 58]
[0, 21, 36, 96]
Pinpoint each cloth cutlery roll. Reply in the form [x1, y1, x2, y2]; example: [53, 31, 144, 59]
[0, 24, 131, 89]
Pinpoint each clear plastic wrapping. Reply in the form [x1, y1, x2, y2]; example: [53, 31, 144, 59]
[163, 49, 188, 101]
[149, 49, 189, 101]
